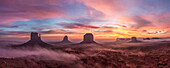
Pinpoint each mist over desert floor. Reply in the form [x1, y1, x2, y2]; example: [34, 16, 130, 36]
[0, 39, 169, 68]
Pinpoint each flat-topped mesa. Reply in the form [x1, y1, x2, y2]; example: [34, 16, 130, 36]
[143, 38, 150, 40]
[80, 33, 96, 44]
[129, 37, 142, 43]
[116, 38, 130, 41]
[61, 36, 72, 43]
[131, 37, 137, 42]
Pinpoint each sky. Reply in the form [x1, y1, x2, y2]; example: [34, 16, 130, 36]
[0, 0, 170, 41]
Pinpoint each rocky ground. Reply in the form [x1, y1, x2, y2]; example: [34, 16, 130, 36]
[0, 41, 169, 68]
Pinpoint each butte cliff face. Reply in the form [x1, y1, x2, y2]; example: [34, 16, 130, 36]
[132, 37, 137, 42]
[61, 36, 72, 43]
[13, 32, 52, 48]
[129, 37, 142, 43]
[80, 33, 96, 44]
[31, 32, 41, 41]
[54, 36, 72, 45]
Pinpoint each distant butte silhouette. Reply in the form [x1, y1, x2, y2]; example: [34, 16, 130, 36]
[143, 38, 150, 40]
[116, 38, 130, 41]
[61, 36, 72, 43]
[13, 32, 52, 48]
[54, 35, 72, 45]
[80, 33, 97, 44]
[129, 37, 142, 43]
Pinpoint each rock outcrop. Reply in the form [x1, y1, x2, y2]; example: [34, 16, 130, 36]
[53, 36, 72, 45]
[116, 38, 130, 41]
[129, 37, 142, 43]
[80, 33, 96, 44]
[13, 32, 52, 48]
[143, 38, 150, 40]
[61, 36, 72, 43]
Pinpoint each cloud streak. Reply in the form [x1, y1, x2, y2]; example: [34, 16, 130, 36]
[0, 0, 170, 39]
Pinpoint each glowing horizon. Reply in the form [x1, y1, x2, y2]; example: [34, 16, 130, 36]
[0, 0, 170, 40]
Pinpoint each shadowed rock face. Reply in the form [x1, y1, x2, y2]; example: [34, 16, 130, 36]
[132, 37, 137, 42]
[52, 36, 72, 45]
[31, 32, 41, 41]
[116, 38, 130, 41]
[129, 37, 142, 43]
[80, 33, 96, 44]
[13, 32, 52, 48]
[61, 36, 72, 43]
[143, 38, 150, 40]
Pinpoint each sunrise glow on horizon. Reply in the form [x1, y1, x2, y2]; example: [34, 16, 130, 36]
[0, 0, 170, 40]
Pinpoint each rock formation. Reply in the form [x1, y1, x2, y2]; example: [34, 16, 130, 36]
[80, 33, 96, 44]
[143, 38, 150, 40]
[132, 37, 137, 42]
[54, 36, 72, 45]
[129, 37, 142, 43]
[13, 32, 52, 48]
[116, 38, 130, 41]
[61, 36, 72, 43]
[151, 37, 160, 39]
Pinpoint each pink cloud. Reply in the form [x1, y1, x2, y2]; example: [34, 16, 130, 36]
[80, 0, 170, 30]
[0, 0, 75, 24]
[80, 0, 130, 18]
